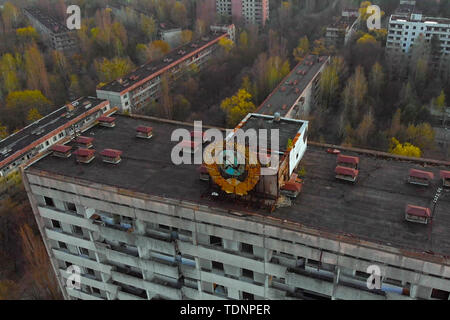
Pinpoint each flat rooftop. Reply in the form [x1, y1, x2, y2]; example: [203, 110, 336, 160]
[28, 115, 450, 257]
[256, 55, 329, 117]
[98, 31, 227, 93]
[238, 114, 306, 152]
[24, 7, 71, 34]
[0, 97, 107, 166]
[391, 13, 450, 25]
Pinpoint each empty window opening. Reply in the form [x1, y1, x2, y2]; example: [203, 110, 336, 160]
[44, 196, 55, 207]
[51, 219, 61, 229]
[242, 268, 253, 279]
[241, 243, 253, 254]
[242, 292, 254, 300]
[212, 261, 224, 271]
[73, 225, 83, 236]
[66, 202, 76, 212]
[210, 236, 222, 246]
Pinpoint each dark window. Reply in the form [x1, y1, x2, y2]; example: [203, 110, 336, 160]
[58, 241, 67, 249]
[73, 225, 83, 236]
[242, 268, 253, 279]
[242, 292, 254, 300]
[212, 261, 224, 271]
[52, 219, 61, 229]
[431, 288, 450, 300]
[86, 268, 95, 276]
[65, 262, 73, 269]
[159, 224, 170, 230]
[79, 247, 89, 256]
[210, 236, 222, 246]
[91, 287, 101, 295]
[44, 196, 55, 207]
[67, 202, 76, 212]
[241, 243, 253, 254]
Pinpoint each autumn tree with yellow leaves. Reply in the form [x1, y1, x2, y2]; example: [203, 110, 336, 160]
[389, 138, 422, 158]
[221, 89, 256, 127]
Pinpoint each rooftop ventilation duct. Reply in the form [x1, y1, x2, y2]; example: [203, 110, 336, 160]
[74, 148, 96, 164]
[274, 112, 281, 122]
[100, 149, 122, 164]
[51, 145, 72, 158]
[136, 126, 153, 139]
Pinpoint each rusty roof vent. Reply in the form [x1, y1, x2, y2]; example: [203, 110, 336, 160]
[51, 145, 72, 158]
[74, 148, 96, 164]
[405, 205, 431, 225]
[98, 116, 116, 127]
[136, 126, 153, 139]
[76, 136, 94, 148]
[100, 149, 122, 164]
[408, 169, 434, 186]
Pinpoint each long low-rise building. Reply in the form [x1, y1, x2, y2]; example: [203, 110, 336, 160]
[96, 25, 235, 113]
[256, 55, 330, 119]
[22, 112, 450, 300]
[0, 97, 114, 185]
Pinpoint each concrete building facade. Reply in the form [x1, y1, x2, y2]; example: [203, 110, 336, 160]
[22, 113, 450, 300]
[23, 7, 78, 53]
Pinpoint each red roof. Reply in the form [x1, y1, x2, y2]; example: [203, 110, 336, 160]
[100, 149, 122, 158]
[51, 145, 72, 153]
[409, 169, 434, 180]
[74, 149, 95, 157]
[136, 126, 153, 134]
[335, 166, 359, 178]
[337, 154, 359, 165]
[76, 136, 94, 144]
[405, 205, 431, 218]
[98, 116, 116, 123]
[440, 170, 450, 179]
[282, 181, 303, 193]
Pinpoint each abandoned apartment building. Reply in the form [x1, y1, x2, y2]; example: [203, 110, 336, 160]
[21, 110, 450, 300]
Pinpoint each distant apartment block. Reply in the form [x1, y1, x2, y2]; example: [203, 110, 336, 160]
[96, 25, 236, 113]
[215, 0, 269, 27]
[23, 7, 78, 53]
[257, 55, 330, 119]
[0, 97, 114, 185]
[158, 23, 183, 48]
[386, 1, 450, 65]
[325, 8, 360, 48]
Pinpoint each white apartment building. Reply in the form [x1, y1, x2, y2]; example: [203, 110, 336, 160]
[386, 13, 450, 57]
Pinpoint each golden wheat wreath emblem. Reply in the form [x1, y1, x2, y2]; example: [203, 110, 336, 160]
[203, 141, 261, 196]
